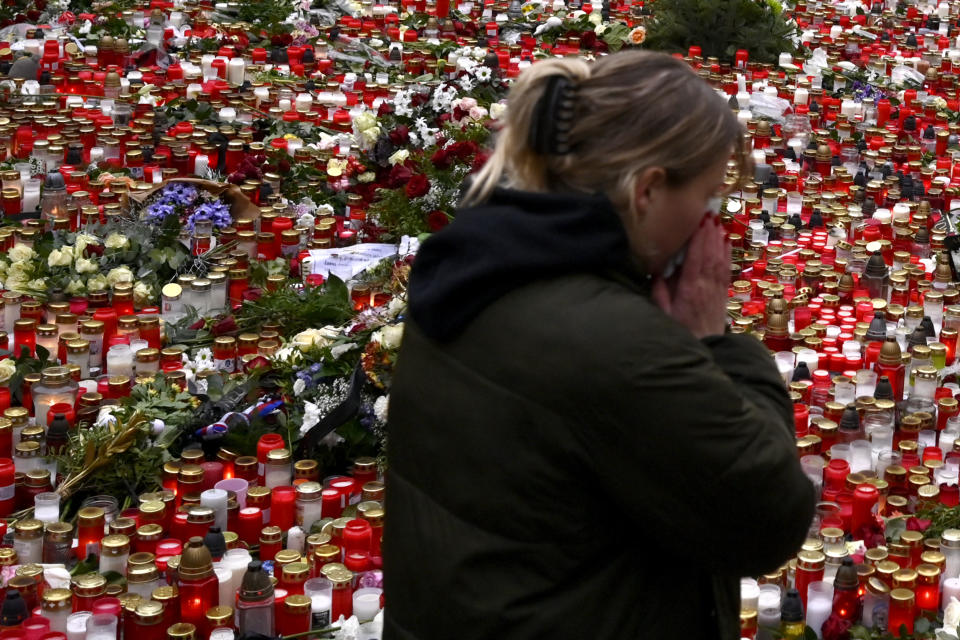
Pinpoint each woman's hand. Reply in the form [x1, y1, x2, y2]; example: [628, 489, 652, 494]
[651, 216, 730, 339]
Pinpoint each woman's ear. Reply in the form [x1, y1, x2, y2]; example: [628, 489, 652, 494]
[633, 166, 667, 217]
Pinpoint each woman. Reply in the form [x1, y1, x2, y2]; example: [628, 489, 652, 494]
[384, 51, 815, 639]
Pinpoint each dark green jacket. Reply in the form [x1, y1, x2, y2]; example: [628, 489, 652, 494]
[384, 189, 815, 639]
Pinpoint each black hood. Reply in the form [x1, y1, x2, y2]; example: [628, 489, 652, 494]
[407, 188, 637, 342]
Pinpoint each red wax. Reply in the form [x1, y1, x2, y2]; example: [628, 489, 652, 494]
[200, 462, 223, 490]
[824, 458, 850, 492]
[321, 488, 341, 519]
[342, 519, 372, 554]
[270, 486, 296, 530]
[237, 507, 263, 545]
[851, 484, 879, 535]
[178, 573, 219, 629]
[888, 593, 915, 634]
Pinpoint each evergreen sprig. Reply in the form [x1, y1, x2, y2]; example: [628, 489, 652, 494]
[643, 0, 801, 64]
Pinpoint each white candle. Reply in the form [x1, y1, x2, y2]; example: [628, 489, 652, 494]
[287, 526, 306, 553]
[34, 492, 59, 523]
[295, 93, 313, 112]
[186, 83, 202, 100]
[66, 613, 92, 640]
[201, 488, 228, 532]
[279, 98, 292, 112]
[286, 139, 302, 158]
[254, 86, 270, 106]
[352, 588, 382, 621]
[943, 578, 960, 610]
[194, 154, 209, 177]
[222, 548, 252, 600]
[227, 58, 245, 85]
[740, 578, 760, 612]
[806, 582, 834, 639]
[794, 87, 809, 105]
[201, 54, 215, 78]
[215, 565, 233, 607]
[218, 108, 236, 123]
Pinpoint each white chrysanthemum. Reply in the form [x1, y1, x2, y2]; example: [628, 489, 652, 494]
[293, 378, 306, 396]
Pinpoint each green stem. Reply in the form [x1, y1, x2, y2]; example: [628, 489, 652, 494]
[281, 627, 341, 639]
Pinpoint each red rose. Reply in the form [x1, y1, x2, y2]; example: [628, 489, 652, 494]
[35, 0, 46, 9]
[270, 35, 283, 46]
[26, 10, 40, 21]
[277, 159, 291, 174]
[84, 243, 104, 258]
[427, 210, 450, 231]
[405, 174, 430, 199]
[13, 14, 26, 23]
[244, 355, 271, 372]
[820, 613, 852, 640]
[471, 150, 491, 173]
[430, 148, 453, 170]
[212, 315, 238, 336]
[281, 33, 293, 45]
[387, 164, 413, 189]
[242, 287, 263, 302]
[853, 515, 886, 549]
[389, 125, 409, 145]
[378, 102, 393, 116]
[451, 141, 477, 160]
[906, 516, 931, 532]
[189, 318, 206, 330]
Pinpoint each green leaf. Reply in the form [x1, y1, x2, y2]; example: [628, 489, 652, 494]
[803, 627, 817, 640]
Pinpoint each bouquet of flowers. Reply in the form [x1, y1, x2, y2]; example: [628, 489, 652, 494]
[142, 182, 234, 233]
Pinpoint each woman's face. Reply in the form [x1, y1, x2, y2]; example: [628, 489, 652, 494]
[627, 155, 730, 276]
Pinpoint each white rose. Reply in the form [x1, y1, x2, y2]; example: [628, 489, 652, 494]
[354, 111, 378, 132]
[489, 102, 507, 120]
[388, 149, 410, 166]
[104, 233, 130, 250]
[0, 259, 9, 276]
[360, 126, 381, 147]
[75, 257, 99, 274]
[86, 275, 108, 291]
[7, 244, 36, 262]
[0, 359, 16, 385]
[7, 261, 32, 278]
[47, 248, 72, 267]
[3, 274, 27, 293]
[107, 266, 134, 286]
[588, 11, 602, 24]
[293, 326, 340, 350]
[378, 323, 404, 349]
[65, 279, 85, 294]
[27, 279, 46, 292]
[133, 282, 153, 306]
[358, 172, 376, 183]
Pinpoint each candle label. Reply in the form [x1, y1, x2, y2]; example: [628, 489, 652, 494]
[312, 609, 331, 629]
[129, 166, 144, 180]
[0, 483, 13, 500]
[215, 357, 236, 373]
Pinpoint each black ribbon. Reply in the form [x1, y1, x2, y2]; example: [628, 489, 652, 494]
[295, 363, 366, 457]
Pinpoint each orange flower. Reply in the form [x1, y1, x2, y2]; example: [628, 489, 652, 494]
[628, 25, 647, 45]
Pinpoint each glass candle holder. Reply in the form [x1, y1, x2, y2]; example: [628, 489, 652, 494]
[34, 492, 60, 523]
[888, 588, 915, 634]
[806, 581, 834, 638]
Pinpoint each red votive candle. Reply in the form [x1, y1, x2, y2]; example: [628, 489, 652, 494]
[271, 486, 296, 530]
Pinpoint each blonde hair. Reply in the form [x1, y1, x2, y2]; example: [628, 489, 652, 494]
[463, 51, 750, 215]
